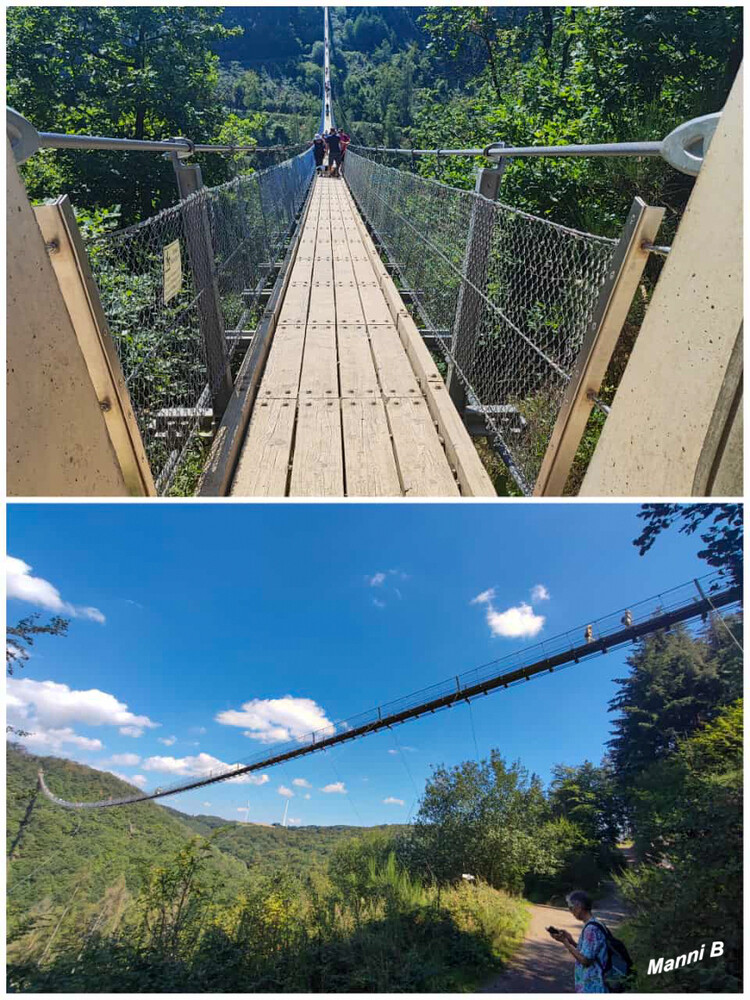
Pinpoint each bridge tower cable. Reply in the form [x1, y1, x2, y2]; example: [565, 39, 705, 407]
[36, 573, 741, 810]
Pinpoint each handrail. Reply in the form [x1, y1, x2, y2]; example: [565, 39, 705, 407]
[7, 107, 306, 164]
[349, 111, 721, 177]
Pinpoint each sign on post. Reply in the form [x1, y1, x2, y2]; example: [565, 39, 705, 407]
[163, 239, 182, 304]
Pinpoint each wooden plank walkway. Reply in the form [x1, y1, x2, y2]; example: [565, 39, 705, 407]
[230, 176, 495, 497]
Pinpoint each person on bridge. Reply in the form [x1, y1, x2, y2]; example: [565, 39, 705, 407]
[324, 128, 343, 177]
[338, 128, 351, 174]
[312, 133, 325, 175]
[550, 890, 608, 992]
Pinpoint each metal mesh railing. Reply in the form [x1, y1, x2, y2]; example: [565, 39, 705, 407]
[87, 147, 314, 493]
[345, 151, 619, 494]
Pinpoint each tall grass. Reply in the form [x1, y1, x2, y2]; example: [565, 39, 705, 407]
[8, 845, 529, 993]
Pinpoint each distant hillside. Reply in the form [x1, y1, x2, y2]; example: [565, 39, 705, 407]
[212, 7, 432, 146]
[6, 745, 247, 919]
[7, 744, 402, 948]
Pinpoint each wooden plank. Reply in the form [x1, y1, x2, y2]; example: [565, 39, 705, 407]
[300, 323, 339, 398]
[419, 379, 496, 497]
[334, 281, 365, 324]
[287, 258, 314, 283]
[333, 257, 356, 284]
[341, 399, 401, 496]
[290, 399, 344, 496]
[358, 281, 393, 324]
[259, 322, 306, 398]
[396, 310, 444, 382]
[231, 398, 295, 496]
[338, 324, 379, 397]
[368, 323, 421, 398]
[307, 282, 336, 323]
[276, 281, 310, 322]
[386, 398, 459, 496]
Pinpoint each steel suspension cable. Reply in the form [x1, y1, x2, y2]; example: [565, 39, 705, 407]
[37, 573, 741, 810]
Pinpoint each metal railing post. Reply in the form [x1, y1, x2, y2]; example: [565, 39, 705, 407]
[171, 154, 233, 421]
[533, 196, 665, 496]
[446, 154, 507, 414]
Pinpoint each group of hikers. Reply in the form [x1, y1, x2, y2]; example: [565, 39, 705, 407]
[312, 127, 350, 177]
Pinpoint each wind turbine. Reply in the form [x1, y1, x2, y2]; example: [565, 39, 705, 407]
[282, 798, 289, 828]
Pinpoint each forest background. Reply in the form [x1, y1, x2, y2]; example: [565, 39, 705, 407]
[7, 5, 742, 237]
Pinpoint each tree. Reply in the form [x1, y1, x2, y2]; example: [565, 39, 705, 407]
[7, 613, 69, 676]
[7, 613, 69, 737]
[607, 622, 742, 792]
[634, 503, 743, 586]
[403, 751, 560, 893]
[548, 759, 620, 847]
[7, 7, 240, 220]
[617, 701, 742, 991]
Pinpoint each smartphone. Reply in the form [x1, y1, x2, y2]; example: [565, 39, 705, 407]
[546, 926, 559, 936]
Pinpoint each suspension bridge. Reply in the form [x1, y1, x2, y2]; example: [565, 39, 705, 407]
[37, 572, 742, 810]
[209, 7, 493, 497]
[8, 9, 740, 498]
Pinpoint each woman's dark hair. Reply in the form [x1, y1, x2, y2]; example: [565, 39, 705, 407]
[566, 890, 593, 911]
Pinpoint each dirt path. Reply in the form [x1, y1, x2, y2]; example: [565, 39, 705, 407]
[480, 851, 635, 994]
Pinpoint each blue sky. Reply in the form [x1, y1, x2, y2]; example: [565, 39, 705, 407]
[7, 502, 712, 827]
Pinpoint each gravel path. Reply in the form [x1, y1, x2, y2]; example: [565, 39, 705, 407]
[480, 851, 635, 994]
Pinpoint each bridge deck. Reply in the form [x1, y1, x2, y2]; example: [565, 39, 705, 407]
[230, 176, 494, 497]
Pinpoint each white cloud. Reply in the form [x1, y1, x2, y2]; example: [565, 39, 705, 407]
[486, 602, 545, 638]
[189, 726, 207, 735]
[6, 678, 158, 753]
[372, 598, 386, 609]
[531, 584, 550, 602]
[471, 588, 496, 606]
[471, 588, 545, 639]
[278, 785, 294, 798]
[158, 736, 177, 746]
[119, 726, 145, 738]
[292, 778, 312, 788]
[287, 817, 301, 826]
[387, 748, 399, 755]
[383, 796, 405, 806]
[142, 752, 270, 785]
[6, 555, 105, 623]
[366, 572, 386, 587]
[12, 726, 103, 753]
[106, 753, 141, 766]
[237, 806, 249, 814]
[216, 696, 334, 745]
[107, 770, 147, 789]
[320, 781, 347, 794]
[303, 793, 311, 800]
[202, 802, 211, 808]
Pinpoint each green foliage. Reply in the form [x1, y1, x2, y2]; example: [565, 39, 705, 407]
[548, 760, 620, 847]
[411, 6, 742, 236]
[7, 749, 530, 993]
[634, 504, 743, 587]
[7, 614, 69, 677]
[607, 621, 743, 791]
[402, 751, 563, 894]
[7, 7, 240, 220]
[617, 702, 742, 992]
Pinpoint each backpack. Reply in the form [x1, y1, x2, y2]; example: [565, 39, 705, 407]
[585, 919, 634, 992]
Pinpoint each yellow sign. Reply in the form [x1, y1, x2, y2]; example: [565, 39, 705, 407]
[163, 239, 182, 303]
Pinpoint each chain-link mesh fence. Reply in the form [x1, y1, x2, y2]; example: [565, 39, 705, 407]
[345, 151, 619, 494]
[87, 147, 314, 494]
